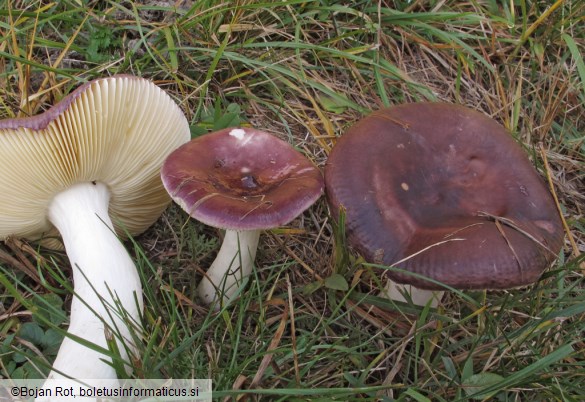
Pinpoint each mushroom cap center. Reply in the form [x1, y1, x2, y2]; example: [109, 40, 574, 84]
[208, 157, 283, 197]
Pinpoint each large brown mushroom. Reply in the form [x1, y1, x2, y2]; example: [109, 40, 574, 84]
[0, 76, 190, 381]
[162, 127, 324, 307]
[325, 102, 564, 306]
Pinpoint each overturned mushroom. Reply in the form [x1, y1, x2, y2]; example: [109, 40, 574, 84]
[162, 127, 324, 308]
[0, 76, 190, 380]
[325, 102, 564, 306]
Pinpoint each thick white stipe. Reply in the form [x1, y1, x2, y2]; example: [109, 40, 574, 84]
[46, 182, 143, 383]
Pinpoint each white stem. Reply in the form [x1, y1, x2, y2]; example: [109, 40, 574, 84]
[46, 182, 143, 382]
[197, 229, 260, 308]
[380, 279, 444, 308]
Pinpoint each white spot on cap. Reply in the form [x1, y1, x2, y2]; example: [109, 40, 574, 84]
[401, 182, 409, 191]
[241, 167, 251, 174]
[229, 128, 246, 140]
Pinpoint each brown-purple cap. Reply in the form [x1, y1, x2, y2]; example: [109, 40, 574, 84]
[161, 127, 324, 230]
[325, 102, 564, 290]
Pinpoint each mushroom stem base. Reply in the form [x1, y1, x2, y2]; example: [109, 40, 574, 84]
[197, 229, 260, 308]
[46, 182, 143, 382]
[380, 280, 444, 308]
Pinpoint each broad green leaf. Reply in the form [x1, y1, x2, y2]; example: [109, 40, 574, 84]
[324, 273, 349, 291]
[31, 293, 66, 327]
[18, 322, 45, 346]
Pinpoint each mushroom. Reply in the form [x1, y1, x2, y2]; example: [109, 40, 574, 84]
[325, 102, 564, 306]
[0, 76, 190, 380]
[161, 127, 324, 307]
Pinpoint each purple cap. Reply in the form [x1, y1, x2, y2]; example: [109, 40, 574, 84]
[161, 127, 324, 230]
[325, 103, 564, 290]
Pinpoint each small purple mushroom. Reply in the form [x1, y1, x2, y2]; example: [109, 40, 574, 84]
[162, 127, 324, 307]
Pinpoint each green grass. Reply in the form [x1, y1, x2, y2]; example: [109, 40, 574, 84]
[0, 0, 584, 400]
